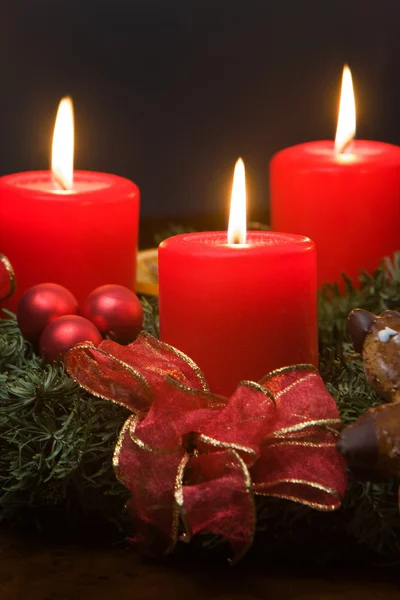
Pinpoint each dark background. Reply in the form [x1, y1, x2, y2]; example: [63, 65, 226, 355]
[1, 0, 400, 218]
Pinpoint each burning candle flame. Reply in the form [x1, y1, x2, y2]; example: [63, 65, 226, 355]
[52, 97, 74, 190]
[227, 158, 246, 245]
[335, 65, 356, 154]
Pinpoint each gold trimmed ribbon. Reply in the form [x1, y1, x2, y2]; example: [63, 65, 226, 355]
[0, 254, 16, 302]
[65, 332, 347, 561]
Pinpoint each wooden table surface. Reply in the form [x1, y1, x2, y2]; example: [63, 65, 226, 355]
[0, 531, 399, 600]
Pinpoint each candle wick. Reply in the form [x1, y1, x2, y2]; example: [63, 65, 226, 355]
[52, 171, 71, 191]
[231, 231, 243, 245]
[336, 137, 354, 156]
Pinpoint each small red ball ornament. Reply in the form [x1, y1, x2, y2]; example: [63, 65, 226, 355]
[82, 284, 143, 344]
[39, 315, 102, 363]
[17, 283, 79, 344]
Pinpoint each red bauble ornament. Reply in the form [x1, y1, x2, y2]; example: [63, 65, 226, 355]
[82, 284, 143, 344]
[39, 315, 102, 363]
[17, 283, 79, 344]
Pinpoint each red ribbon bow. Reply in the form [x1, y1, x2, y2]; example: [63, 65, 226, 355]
[66, 332, 346, 560]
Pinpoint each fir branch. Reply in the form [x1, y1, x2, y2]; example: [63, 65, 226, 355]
[140, 295, 160, 338]
[0, 255, 400, 563]
[0, 314, 129, 522]
[318, 252, 400, 348]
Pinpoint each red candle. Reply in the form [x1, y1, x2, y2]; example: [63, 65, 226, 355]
[159, 160, 318, 397]
[270, 66, 400, 287]
[0, 98, 139, 311]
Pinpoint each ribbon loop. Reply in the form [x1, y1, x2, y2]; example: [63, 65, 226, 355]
[66, 333, 346, 560]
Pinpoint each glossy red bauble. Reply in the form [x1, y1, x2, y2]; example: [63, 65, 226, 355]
[17, 283, 79, 343]
[82, 284, 143, 344]
[39, 315, 102, 363]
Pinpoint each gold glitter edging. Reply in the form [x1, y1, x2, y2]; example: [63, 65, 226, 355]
[273, 372, 316, 399]
[66, 343, 153, 410]
[166, 375, 226, 408]
[172, 453, 191, 548]
[129, 427, 183, 455]
[228, 449, 256, 564]
[198, 434, 257, 457]
[123, 406, 183, 455]
[268, 418, 342, 439]
[113, 414, 188, 554]
[0, 254, 16, 301]
[266, 440, 337, 449]
[140, 331, 209, 392]
[112, 414, 138, 485]
[254, 477, 342, 511]
[256, 492, 340, 512]
[259, 364, 318, 384]
[237, 380, 277, 407]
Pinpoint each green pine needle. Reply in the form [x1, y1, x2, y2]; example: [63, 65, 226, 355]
[0, 252, 399, 562]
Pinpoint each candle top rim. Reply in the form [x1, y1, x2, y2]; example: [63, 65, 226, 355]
[272, 140, 400, 167]
[0, 170, 139, 198]
[159, 231, 315, 255]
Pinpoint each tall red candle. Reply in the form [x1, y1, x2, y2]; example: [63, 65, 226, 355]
[270, 141, 400, 287]
[159, 160, 318, 397]
[159, 231, 317, 396]
[270, 66, 400, 287]
[0, 98, 139, 310]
